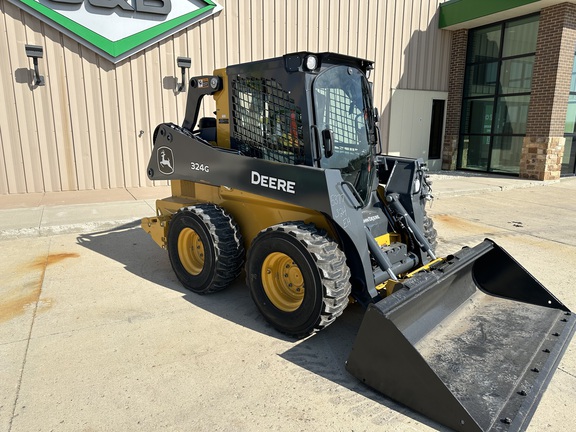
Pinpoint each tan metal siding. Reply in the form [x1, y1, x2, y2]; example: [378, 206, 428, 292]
[0, 0, 450, 194]
[1, 2, 26, 194]
[53, 38, 77, 192]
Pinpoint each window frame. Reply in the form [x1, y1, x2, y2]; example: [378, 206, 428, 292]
[457, 13, 539, 175]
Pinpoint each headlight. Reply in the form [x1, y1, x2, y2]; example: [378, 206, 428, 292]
[413, 178, 421, 194]
[304, 55, 318, 71]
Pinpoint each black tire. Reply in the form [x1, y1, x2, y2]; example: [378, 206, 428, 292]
[246, 222, 351, 338]
[167, 204, 244, 294]
[423, 213, 437, 253]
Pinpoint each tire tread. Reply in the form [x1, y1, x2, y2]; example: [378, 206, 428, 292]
[250, 221, 352, 337]
[171, 204, 244, 294]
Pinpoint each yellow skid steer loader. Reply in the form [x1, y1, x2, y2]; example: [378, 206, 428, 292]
[141, 52, 574, 431]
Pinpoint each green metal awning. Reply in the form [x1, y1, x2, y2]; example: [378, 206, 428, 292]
[439, 0, 575, 30]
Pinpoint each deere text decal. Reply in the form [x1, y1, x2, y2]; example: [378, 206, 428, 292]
[10, 0, 222, 62]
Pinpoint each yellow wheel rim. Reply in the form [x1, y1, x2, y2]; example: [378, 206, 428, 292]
[178, 227, 205, 275]
[262, 252, 304, 312]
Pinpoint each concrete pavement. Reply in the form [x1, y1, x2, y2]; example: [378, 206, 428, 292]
[1, 173, 576, 432]
[0, 186, 171, 239]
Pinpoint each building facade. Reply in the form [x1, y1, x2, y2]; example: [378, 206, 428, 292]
[441, 0, 576, 180]
[0, 0, 452, 194]
[1, 0, 575, 195]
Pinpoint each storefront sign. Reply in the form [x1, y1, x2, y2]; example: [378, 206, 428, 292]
[9, 0, 222, 62]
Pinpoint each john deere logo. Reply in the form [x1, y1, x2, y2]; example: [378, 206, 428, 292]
[9, 0, 222, 62]
[157, 146, 174, 175]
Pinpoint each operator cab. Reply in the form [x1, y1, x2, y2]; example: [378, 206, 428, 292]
[226, 52, 379, 204]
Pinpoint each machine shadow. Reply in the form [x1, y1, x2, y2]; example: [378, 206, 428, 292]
[280, 309, 447, 431]
[76, 222, 445, 431]
[76, 221, 272, 337]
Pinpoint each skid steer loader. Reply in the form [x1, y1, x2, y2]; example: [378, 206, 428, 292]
[141, 52, 574, 431]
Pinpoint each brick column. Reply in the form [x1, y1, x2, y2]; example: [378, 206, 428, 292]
[442, 29, 468, 170]
[520, 3, 576, 180]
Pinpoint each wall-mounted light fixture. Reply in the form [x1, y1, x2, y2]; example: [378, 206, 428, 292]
[25, 44, 45, 87]
[176, 56, 191, 92]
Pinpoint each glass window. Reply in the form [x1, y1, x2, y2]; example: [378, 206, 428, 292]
[494, 95, 530, 135]
[490, 136, 524, 174]
[313, 65, 375, 201]
[563, 54, 576, 175]
[565, 94, 576, 134]
[314, 66, 373, 160]
[500, 58, 533, 94]
[462, 99, 494, 134]
[465, 62, 498, 97]
[459, 14, 539, 175]
[562, 136, 576, 172]
[468, 25, 501, 63]
[502, 15, 539, 57]
[459, 135, 491, 171]
[570, 59, 576, 93]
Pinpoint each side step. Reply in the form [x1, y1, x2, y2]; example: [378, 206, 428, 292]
[346, 239, 575, 432]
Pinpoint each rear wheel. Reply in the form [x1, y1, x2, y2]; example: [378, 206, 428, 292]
[167, 204, 244, 294]
[246, 222, 351, 338]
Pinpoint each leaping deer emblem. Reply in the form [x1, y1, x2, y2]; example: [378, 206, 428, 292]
[160, 150, 173, 170]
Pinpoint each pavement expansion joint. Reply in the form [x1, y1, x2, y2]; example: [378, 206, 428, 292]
[8, 240, 52, 431]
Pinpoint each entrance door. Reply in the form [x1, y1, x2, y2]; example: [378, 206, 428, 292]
[428, 99, 445, 160]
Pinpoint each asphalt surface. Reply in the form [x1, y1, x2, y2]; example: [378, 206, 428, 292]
[1, 173, 575, 431]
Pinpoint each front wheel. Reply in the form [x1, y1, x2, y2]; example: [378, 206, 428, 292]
[246, 222, 351, 338]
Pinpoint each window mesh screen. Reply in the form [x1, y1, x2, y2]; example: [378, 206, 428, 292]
[231, 77, 305, 164]
[316, 87, 364, 156]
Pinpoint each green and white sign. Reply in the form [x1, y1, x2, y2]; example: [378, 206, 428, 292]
[9, 0, 222, 62]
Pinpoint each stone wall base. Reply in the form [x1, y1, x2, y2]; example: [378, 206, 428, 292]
[441, 135, 458, 170]
[519, 136, 565, 180]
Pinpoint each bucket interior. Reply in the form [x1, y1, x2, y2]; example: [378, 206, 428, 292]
[346, 240, 575, 432]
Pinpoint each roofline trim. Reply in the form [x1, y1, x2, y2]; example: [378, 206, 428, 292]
[439, 0, 540, 29]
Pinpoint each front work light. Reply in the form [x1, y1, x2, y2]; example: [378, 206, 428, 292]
[305, 55, 318, 71]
